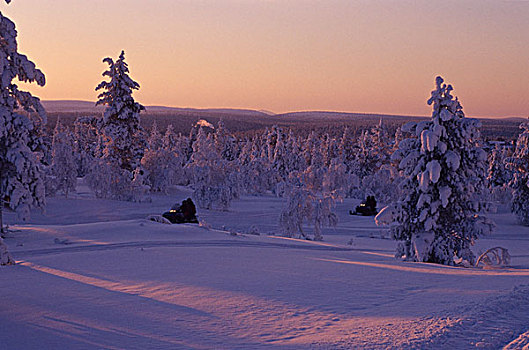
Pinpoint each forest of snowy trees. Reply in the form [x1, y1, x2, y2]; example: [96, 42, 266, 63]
[1, 0, 528, 267]
[4, 70, 529, 265]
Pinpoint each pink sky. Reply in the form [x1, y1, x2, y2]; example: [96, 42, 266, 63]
[2, 0, 528, 117]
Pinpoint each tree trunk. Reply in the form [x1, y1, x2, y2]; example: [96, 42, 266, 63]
[0, 198, 4, 235]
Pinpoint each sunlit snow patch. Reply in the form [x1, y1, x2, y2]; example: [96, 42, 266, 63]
[195, 119, 214, 129]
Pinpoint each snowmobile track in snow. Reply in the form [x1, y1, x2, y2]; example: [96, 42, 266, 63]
[12, 239, 365, 258]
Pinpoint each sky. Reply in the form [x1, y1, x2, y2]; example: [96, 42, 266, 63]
[1, 0, 528, 117]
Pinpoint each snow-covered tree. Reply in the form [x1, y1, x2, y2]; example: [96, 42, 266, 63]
[280, 142, 342, 241]
[188, 127, 233, 210]
[214, 120, 238, 161]
[49, 119, 77, 197]
[238, 137, 274, 195]
[279, 172, 339, 241]
[375, 76, 493, 265]
[72, 115, 98, 177]
[487, 144, 512, 203]
[88, 50, 147, 200]
[142, 124, 187, 193]
[0, 2, 47, 242]
[96, 50, 146, 172]
[506, 123, 529, 225]
[147, 120, 163, 152]
[352, 120, 391, 180]
[285, 131, 307, 173]
[0, 0, 46, 264]
[488, 144, 512, 188]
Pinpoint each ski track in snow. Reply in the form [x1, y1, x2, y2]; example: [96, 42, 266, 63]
[12, 239, 359, 259]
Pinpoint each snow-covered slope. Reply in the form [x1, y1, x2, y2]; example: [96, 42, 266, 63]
[1, 182, 529, 349]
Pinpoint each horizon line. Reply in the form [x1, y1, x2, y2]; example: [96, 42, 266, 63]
[40, 99, 527, 121]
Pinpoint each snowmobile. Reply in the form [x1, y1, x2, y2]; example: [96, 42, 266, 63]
[350, 196, 378, 216]
[162, 198, 199, 224]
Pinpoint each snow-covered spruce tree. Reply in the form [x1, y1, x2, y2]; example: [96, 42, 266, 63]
[0, 0, 46, 264]
[72, 115, 99, 177]
[488, 145, 511, 188]
[49, 119, 77, 197]
[375, 76, 493, 265]
[163, 125, 188, 185]
[188, 127, 233, 210]
[89, 50, 147, 200]
[147, 120, 163, 152]
[85, 132, 112, 198]
[506, 122, 529, 225]
[214, 120, 238, 161]
[238, 137, 274, 195]
[487, 144, 512, 203]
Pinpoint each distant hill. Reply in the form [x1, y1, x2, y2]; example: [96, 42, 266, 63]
[41, 100, 104, 114]
[41, 100, 272, 118]
[40, 100, 522, 140]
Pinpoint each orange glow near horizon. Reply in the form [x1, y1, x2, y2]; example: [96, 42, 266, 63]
[1, 0, 528, 117]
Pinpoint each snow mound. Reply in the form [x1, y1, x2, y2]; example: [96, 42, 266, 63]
[413, 285, 529, 349]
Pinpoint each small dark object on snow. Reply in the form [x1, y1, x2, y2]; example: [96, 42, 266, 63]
[350, 196, 378, 216]
[162, 198, 199, 224]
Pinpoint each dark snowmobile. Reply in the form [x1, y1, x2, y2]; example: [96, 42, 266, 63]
[350, 196, 378, 216]
[162, 198, 199, 224]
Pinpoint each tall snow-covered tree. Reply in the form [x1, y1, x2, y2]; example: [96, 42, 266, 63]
[506, 123, 529, 225]
[375, 76, 493, 265]
[0, 0, 46, 264]
[89, 50, 147, 200]
[96, 50, 145, 172]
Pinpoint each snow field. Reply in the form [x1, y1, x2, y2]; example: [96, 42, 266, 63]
[1, 189, 529, 349]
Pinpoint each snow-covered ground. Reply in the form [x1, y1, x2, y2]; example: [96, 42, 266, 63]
[2, 181, 529, 349]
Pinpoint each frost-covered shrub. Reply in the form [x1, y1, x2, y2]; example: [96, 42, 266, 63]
[279, 180, 338, 241]
[475, 246, 511, 268]
[279, 158, 341, 241]
[506, 123, 529, 225]
[0, 236, 14, 265]
[375, 76, 493, 265]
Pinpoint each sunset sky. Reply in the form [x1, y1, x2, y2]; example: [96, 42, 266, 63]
[2, 0, 528, 117]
